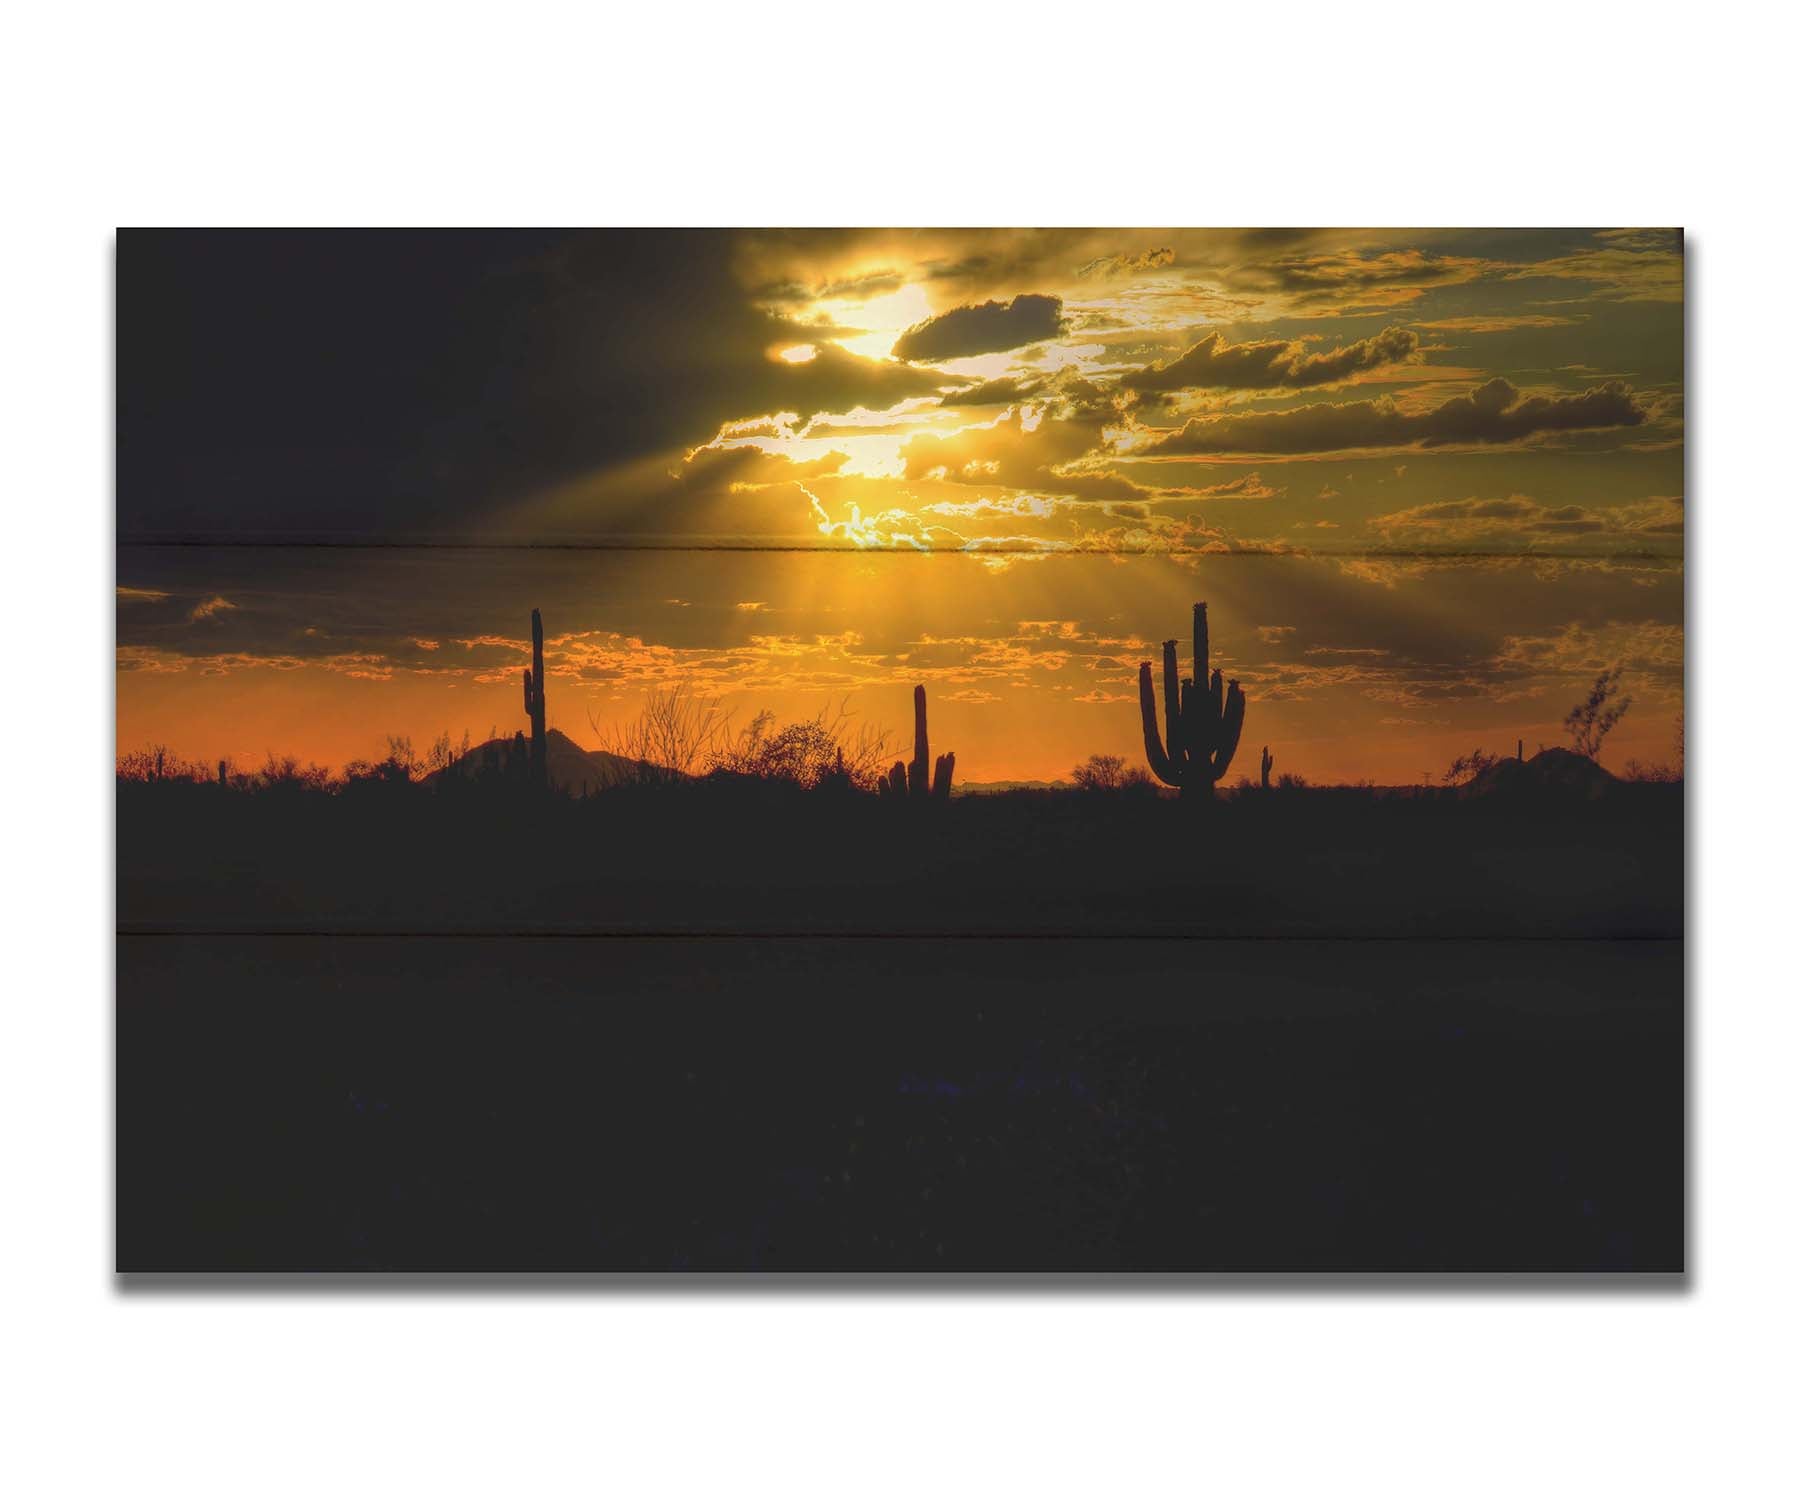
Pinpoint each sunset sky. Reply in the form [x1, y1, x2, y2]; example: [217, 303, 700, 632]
[117, 229, 1683, 783]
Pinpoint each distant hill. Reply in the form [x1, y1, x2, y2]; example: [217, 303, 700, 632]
[1461, 746, 1620, 800]
[428, 728, 657, 795]
[955, 778, 1069, 794]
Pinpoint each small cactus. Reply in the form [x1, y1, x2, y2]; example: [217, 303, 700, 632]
[1137, 602, 1246, 798]
[1260, 745, 1274, 791]
[879, 685, 953, 800]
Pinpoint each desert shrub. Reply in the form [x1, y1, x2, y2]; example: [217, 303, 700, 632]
[708, 700, 893, 790]
[117, 745, 214, 784]
[593, 682, 730, 785]
[1070, 754, 1153, 792]
[1443, 748, 1502, 787]
[343, 756, 413, 788]
[253, 752, 334, 793]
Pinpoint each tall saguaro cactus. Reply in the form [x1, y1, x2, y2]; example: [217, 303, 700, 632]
[879, 684, 954, 800]
[1138, 602, 1246, 797]
[522, 607, 548, 792]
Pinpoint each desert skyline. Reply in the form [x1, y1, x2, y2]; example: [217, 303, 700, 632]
[117, 229, 1682, 783]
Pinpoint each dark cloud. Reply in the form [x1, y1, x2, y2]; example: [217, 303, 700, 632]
[119, 230, 956, 539]
[1125, 326, 1420, 394]
[937, 376, 1045, 408]
[892, 295, 1068, 363]
[1237, 249, 1494, 309]
[1368, 493, 1683, 545]
[1138, 378, 1648, 457]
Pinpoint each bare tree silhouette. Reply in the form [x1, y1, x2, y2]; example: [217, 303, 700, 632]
[1070, 754, 1151, 792]
[1444, 748, 1502, 787]
[593, 681, 730, 785]
[712, 698, 893, 790]
[1564, 667, 1632, 760]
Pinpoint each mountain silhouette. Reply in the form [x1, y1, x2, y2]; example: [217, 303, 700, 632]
[428, 727, 657, 795]
[1461, 746, 1620, 800]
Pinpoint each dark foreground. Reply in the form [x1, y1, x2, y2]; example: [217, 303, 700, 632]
[118, 936, 1683, 1273]
[117, 779, 1684, 938]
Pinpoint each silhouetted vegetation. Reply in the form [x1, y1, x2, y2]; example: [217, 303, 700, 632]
[1565, 665, 1632, 759]
[116, 599, 1680, 939]
[592, 681, 729, 785]
[712, 699, 894, 791]
[876, 685, 953, 801]
[113, 601, 1684, 1273]
[1138, 601, 1246, 798]
[118, 743, 1680, 938]
[1444, 748, 1504, 787]
[1070, 753, 1153, 793]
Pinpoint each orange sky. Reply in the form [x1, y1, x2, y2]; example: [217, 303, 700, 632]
[118, 229, 1684, 785]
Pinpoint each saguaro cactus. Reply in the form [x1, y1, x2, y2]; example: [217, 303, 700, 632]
[1137, 602, 1246, 797]
[1260, 746, 1274, 791]
[878, 684, 954, 800]
[522, 607, 548, 791]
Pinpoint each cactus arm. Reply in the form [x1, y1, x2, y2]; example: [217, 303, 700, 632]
[1210, 667, 1225, 727]
[523, 666, 534, 714]
[932, 751, 954, 800]
[1213, 680, 1246, 781]
[1161, 639, 1182, 770]
[1180, 674, 1204, 780]
[1139, 662, 1180, 787]
[909, 683, 930, 798]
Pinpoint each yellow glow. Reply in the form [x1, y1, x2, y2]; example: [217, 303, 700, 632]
[811, 283, 935, 361]
[776, 344, 817, 364]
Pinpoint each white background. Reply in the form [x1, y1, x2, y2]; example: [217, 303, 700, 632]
[3, 3, 1795, 1495]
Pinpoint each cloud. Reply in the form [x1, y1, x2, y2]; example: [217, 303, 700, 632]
[1412, 315, 1583, 333]
[937, 376, 1045, 408]
[758, 339, 967, 421]
[677, 444, 849, 492]
[1505, 228, 1683, 303]
[1239, 249, 1495, 310]
[892, 295, 1068, 362]
[1126, 326, 1420, 393]
[117, 586, 171, 604]
[1179, 472, 1279, 501]
[900, 405, 1124, 498]
[1369, 493, 1683, 545]
[1137, 378, 1647, 457]
[189, 595, 238, 621]
[1076, 246, 1175, 279]
[1493, 619, 1683, 686]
